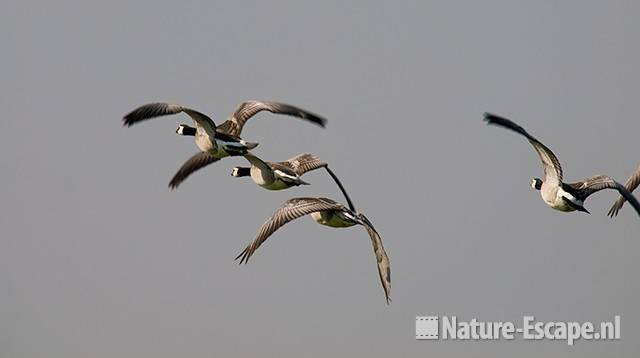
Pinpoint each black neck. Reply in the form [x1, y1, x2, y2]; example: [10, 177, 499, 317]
[234, 167, 251, 177]
[181, 126, 197, 136]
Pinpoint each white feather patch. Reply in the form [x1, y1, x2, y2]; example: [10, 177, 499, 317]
[274, 169, 299, 181]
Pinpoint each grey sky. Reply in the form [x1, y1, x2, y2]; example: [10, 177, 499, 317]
[2, 1, 639, 357]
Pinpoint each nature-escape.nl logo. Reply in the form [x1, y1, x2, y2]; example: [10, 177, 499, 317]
[415, 315, 620, 346]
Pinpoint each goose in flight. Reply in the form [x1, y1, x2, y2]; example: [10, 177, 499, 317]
[231, 153, 323, 190]
[232, 152, 357, 211]
[123, 101, 327, 189]
[231, 152, 352, 196]
[608, 164, 640, 217]
[484, 113, 640, 216]
[235, 197, 391, 304]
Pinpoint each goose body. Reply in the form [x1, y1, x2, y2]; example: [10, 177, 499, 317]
[543, 185, 582, 212]
[235, 197, 391, 303]
[249, 165, 301, 190]
[310, 210, 358, 227]
[484, 113, 640, 216]
[123, 101, 326, 189]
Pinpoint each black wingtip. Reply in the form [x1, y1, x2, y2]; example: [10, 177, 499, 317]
[122, 106, 147, 127]
[483, 112, 507, 124]
[309, 114, 328, 128]
[234, 248, 249, 264]
[122, 115, 135, 127]
[482, 112, 534, 141]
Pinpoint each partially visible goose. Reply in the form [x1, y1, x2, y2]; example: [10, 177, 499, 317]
[123, 101, 327, 189]
[235, 197, 391, 304]
[608, 164, 640, 217]
[484, 113, 640, 216]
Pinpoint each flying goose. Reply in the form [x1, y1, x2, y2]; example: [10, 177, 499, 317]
[123, 101, 327, 189]
[484, 113, 640, 216]
[231, 153, 321, 189]
[230, 152, 331, 187]
[232, 152, 358, 212]
[235, 197, 391, 304]
[608, 164, 640, 217]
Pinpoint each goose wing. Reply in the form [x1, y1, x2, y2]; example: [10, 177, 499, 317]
[484, 113, 563, 185]
[359, 215, 391, 304]
[168, 152, 220, 189]
[218, 101, 327, 136]
[123, 103, 217, 137]
[324, 166, 356, 212]
[608, 165, 640, 217]
[566, 175, 640, 216]
[279, 153, 328, 176]
[235, 197, 345, 264]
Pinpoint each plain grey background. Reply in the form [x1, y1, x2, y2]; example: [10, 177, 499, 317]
[2, 0, 639, 357]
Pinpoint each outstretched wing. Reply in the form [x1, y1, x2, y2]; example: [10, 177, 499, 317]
[219, 101, 327, 136]
[168, 152, 220, 189]
[567, 174, 640, 216]
[123, 102, 217, 136]
[359, 215, 391, 304]
[608, 165, 640, 217]
[279, 153, 328, 176]
[235, 197, 344, 264]
[484, 113, 563, 185]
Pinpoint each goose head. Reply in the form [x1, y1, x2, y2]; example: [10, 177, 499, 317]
[176, 124, 197, 136]
[531, 178, 543, 191]
[231, 167, 251, 177]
